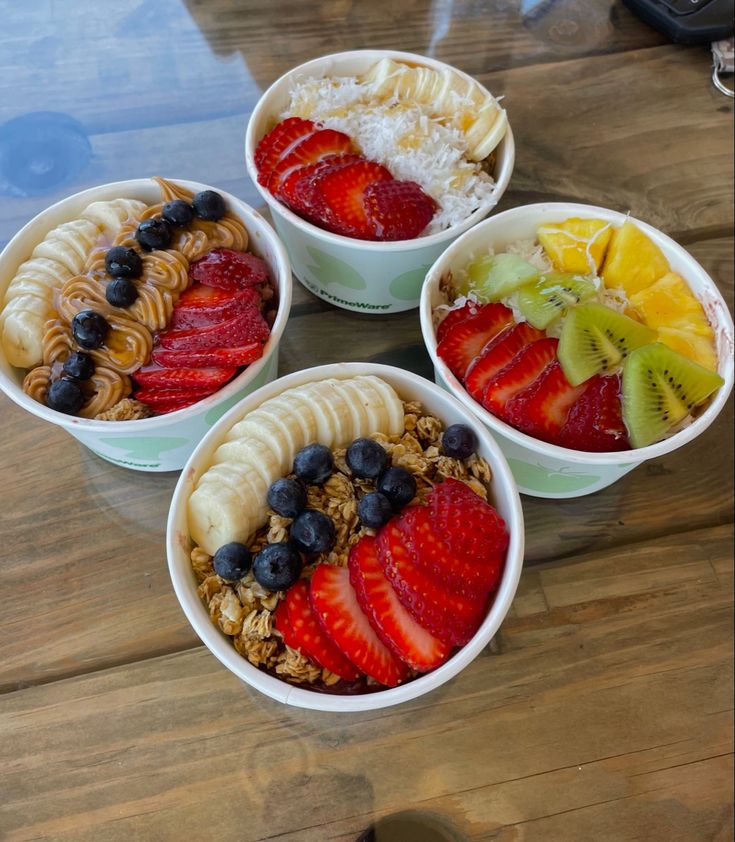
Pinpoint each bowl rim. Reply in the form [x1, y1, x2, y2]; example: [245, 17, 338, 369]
[244, 48, 515, 252]
[0, 177, 293, 432]
[166, 361, 525, 712]
[419, 201, 735, 466]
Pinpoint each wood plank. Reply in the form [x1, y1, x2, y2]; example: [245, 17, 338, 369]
[1, 525, 731, 841]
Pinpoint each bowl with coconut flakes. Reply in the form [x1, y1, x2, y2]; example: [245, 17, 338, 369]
[244, 50, 514, 314]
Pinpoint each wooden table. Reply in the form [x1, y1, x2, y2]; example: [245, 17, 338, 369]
[1, 2, 732, 839]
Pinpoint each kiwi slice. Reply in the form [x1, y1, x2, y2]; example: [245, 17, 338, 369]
[558, 303, 656, 386]
[622, 342, 723, 448]
[516, 272, 598, 329]
[463, 253, 540, 302]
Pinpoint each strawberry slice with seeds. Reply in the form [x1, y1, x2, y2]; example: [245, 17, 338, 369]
[268, 128, 355, 195]
[310, 563, 408, 687]
[132, 364, 236, 391]
[465, 322, 545, 402]
[363, 180, 437, 241]
[482, 337, 558, 421]
[285, 580, 361, 680]
[134, 387, 213, 413]
[506, 360, 587, 444]
[274, 599, 300, 651]
[152, 342, 263, 369]
[399, 504, 503, 597]
[190, 249, 269, 291]
[170, 285, 261, 329]
[255, 117, 315, 185]
[158, 305, 270, 352]
[429, 479, 509, 573]
[349, 534, 451, 672]
[377, 517, 486, 647]
[316, 159, 393, 239]
[281, 153, 363, 222]
[436, 302, 515, 380]
[559, 373, 630, 452]
[435, 300, 482, 344]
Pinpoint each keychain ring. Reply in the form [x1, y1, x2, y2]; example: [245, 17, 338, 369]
[712, 64, 735, 98]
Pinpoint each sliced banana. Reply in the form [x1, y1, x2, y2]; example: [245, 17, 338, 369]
[188, 484, 254, 554]
[247, 405, 303, 466]
[4, 258, 73, 302]
[290, 380, 353, 446]
[265, 393, 318, 449]
[225, 417, 292, 474]
[31, 219, 100, 274]
[213, 437, 282, 492]
[331, 378, 371, 441]
[81, 198, 147, 233]
[354, 375, 404, 435]
[0, 296, 51, 368]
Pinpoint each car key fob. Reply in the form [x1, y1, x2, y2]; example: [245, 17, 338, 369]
[623, 0, 734, 44]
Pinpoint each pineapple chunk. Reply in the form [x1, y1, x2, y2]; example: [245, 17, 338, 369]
[537, 218, 612, 274]
[657, 326, 718, 371]
[601, 220, 669, 296]
[630, 272, 714, 337]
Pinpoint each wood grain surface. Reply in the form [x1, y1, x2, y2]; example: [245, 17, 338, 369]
[0, 1, 732, 839]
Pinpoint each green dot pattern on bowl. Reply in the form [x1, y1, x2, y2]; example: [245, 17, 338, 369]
[306, 246, 367, 291]
[389, 265, 431, 301]
[98, 435, 189, 461]
[506, 458, 600, 493]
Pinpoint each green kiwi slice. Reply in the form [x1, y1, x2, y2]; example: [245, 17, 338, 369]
[558, 303, 656, 386]
[622, 342, 723, 448]
[516, 272, 598, 329]
[462, 253, 540, 302]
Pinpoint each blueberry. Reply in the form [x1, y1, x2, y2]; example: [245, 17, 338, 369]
[71, 310, 109, 349]
[192, 190, 226, 221]
[252, 542, 303, 591]
[105, 277, 138, 308]
[135, 217, 172, 251]
[345, 437, 387, 479]
[377, 467, 417, 511]
[104, 246, 142, 279]
[357, 492, 393, 529]
[293, 443, 334, 485]
[46, 378, 84, 415]
[162, 199, 194, 227]
[62, 351, 94, 381]
[441, 424, 478, 459]
[290, 510, 335, 555]
[212, 542, 252, 581]
[267, 478, 307, 518]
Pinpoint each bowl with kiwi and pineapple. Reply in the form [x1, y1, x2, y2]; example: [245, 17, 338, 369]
[420, 202, 734, 498]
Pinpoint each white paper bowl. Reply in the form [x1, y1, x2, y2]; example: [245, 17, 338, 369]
[0, 178, 292, 472]
[167, 362, 524, 712]
[244, 49, 515, 314]
[420, 202, 735, 498]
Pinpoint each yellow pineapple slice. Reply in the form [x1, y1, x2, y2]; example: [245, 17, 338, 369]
[537, 218, 613, 274]
[629, 272, 714, 336]
[657, 327, 718, 371]
[601, 220, 670, 296]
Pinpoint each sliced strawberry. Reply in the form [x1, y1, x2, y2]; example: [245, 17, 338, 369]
[274, 599, 300, 651]
[465, 322, 545, 402]
[132, 364, 236, 391]
[254, 117, 315, 185]
[285, 580, 361, 680]
[170, 285, 261, 329]
[268, 128, 355, 195]
[436, 303, 515, 380]
[399, 504, 502, 597]
[429, 479, 509, 573]
[363, 180, 436, 241]
[143, 394, 206, 414]
[349, 535, 451, 672]
[316, 159, 393, 239]
[134, 387, 213, 413]
[506, 360, 587, 444]
[482, 337, 558, 421]
[309, 564, 408, 687]
[435, 300, 482, 344]
[377, 517, 486, 647]
[281, 153, 363, 222]
[158, 305, 270, 352]
[190, 249, 269, 291]
[152, 343, 263, 369]
[559, 373, 630, 452]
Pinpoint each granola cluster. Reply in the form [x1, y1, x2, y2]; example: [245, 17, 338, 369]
[191, 400, 493, 687]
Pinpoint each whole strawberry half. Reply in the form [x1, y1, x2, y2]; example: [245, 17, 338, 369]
[190, 248, 269, 291]
[157, 304, 270, 352]
[465, 321, 544, 402]
[349, 534, 451, 672]
[309, 563, 408, 687]
[363, 180, 436, 241]
[559, 373, 630, 452]
[315, 159, 393, 239]
[255, 117, 315, 185]
[170, 284, 261, 330]
[436, 302, 515, 381]
[268, 128, 355, 195]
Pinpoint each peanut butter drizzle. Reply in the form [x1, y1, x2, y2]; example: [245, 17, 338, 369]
[24, 178, 249, 418]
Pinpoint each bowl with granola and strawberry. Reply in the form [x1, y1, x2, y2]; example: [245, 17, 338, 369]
[0, 177, 292, 471]
[420, 202, 734, 498]
[244, 50, 514, 314]
[166, 362, 524, 711]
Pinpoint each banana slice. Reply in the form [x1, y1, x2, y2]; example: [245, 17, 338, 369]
[0, 295, 52, 368]
[355, 375, 405, 435]
[188, 483, 254, 554]
[247, 405, 303, 466]
[336, 377, 387, 434]
[31, 219, 100, 274]
[81, 198, 147, 233]
[290, 380, 354, 446]
[225, 417, 292, 474]
[4, 258, 73, 303]
[331, 378, 371, 441]
[266, 393, 319, 450]
[212, 438, 282, 493]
